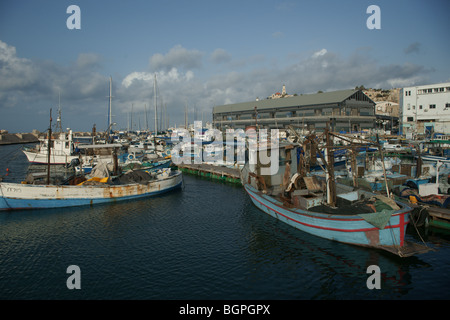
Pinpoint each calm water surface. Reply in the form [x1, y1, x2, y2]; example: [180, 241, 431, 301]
[0, 144, 449, 300]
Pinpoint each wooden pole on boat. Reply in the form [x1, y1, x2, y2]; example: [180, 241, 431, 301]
[350, 145, 358, 188]
[415, 147, 422, 178]
[47, 108, 52, 185]
[325, 125, 336, 207]
[113, 147, 118, 176]
[376, 134, 391, 198]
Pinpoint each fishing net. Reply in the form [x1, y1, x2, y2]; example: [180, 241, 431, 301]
[358, 209, 395, 229]
[113, 170, 153, 184]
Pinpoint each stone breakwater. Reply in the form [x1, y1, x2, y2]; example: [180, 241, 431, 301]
[0, 131, 39, 145]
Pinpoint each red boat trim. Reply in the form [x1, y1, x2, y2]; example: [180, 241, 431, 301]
[247, 186, 407, 233]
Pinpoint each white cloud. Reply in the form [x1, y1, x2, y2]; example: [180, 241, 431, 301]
[0, 40, 38, 92]
[122, 68, 195, 88]
[0, 39, 435, 132]
[210, 48, 231, 64]
[312, 48, 327, 58]
[149, 45, 203, 71]
[76, 53, 102, 69]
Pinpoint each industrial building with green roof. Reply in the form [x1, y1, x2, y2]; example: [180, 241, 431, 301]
[212, 89, 376, 132]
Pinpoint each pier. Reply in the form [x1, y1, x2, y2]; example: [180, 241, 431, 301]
[426, 207, 450, 230]
[0, 132, 39, 145]
[177, 163, 241, 185]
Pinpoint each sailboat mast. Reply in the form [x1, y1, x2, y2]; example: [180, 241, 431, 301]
[47, 109, 52, 185]
[154, 74, 157, 135]
[109, 76, 112, 131]
[145, 103, 148, 131]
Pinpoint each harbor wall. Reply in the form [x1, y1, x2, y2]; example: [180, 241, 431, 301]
[0, 130, 39, 145]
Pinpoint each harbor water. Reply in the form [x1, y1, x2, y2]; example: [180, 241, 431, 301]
[0, 144, 450, 300]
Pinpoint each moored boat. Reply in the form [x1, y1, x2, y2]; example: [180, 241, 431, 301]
[2, 118, 183, 210]
[22, 129, 80, 165]
[240, 128, 431, 257]
[0, 167, 182, 210]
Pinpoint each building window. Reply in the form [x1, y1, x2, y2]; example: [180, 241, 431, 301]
[445, 103, 450, 109]
[407, 117, 414, 122]
[429, 104, 436, 109]
[419, 105, 423, 109]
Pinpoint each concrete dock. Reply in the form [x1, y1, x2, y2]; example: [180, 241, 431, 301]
[177, 163, 241, 184]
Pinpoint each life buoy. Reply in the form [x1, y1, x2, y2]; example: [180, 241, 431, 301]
[128, 154, 135, 161]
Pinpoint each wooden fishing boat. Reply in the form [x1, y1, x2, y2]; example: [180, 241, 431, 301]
[243, 180, 421, 256]
[0, 167, 182, 210]
[240, 128, 431, 257]
[1, 112, 183, 211]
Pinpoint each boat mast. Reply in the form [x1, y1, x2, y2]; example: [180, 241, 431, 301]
[56, 90, 62, 133]
[325, 125, 336, 207]
[145, 103, 148, 132]
[47, 109, 52, 185]
[376, 134, 391, 197]
[109, 76, 112, 131]
[154, 74, 157, 136]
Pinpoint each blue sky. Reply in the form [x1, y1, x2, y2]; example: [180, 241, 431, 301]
[1, 0, 449, 133]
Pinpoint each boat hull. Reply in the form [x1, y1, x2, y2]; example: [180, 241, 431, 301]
[0, 171, 183, 210]
[244, 183, 411, 251]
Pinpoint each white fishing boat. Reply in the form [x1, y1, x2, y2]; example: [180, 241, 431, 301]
[22, 129, 81, 165]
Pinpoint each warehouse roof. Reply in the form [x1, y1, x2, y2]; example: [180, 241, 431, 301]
[213, 89, 373, 114]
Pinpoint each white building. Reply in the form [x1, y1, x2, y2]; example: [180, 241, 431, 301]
[400, 82, 450, 136]
[376, 101, 399, 117]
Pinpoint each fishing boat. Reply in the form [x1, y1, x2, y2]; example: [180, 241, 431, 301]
[0, 167, 182, 210]
[22, 129, 81, 165]
[1, 150, 181, 211]
[240, 127, 431, 257]
[1, 112, 183, 211]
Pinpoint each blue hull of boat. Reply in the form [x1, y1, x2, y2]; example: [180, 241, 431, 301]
[1, 182, 182, 210]
[244, 184, 411, 249]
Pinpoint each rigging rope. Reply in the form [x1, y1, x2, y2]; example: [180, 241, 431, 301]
[410, 205, 430, 249]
